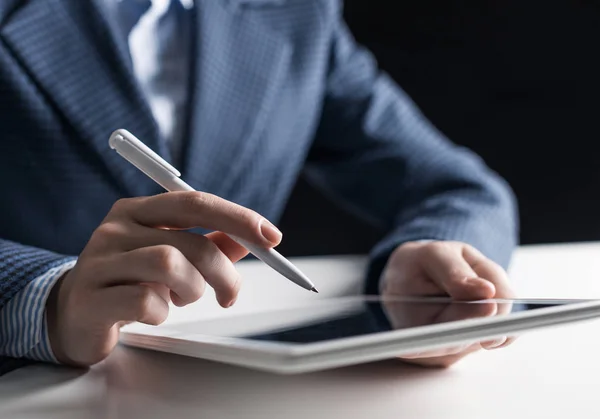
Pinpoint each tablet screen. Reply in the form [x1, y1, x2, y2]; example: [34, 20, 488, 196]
[163, 297, 584, 345]
[234, 298, 577, 344]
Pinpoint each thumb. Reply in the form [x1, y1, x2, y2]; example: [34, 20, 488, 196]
[424, 245, 496, 300]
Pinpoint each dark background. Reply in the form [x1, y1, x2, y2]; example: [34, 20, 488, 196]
[277, 0, 600, 256]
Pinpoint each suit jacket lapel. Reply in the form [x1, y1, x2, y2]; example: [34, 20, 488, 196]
[0, 0, 165, 197]
[183, 0, 292, 197]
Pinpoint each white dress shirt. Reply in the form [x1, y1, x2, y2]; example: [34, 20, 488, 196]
[105, 0, 194, 159]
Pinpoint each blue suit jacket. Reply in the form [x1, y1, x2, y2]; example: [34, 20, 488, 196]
[0, 0, 517, 370]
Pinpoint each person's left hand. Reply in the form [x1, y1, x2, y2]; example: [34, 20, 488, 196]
[380, 240, 517, 368]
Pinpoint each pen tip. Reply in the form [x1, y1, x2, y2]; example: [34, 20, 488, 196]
[310, 287, 319, 293]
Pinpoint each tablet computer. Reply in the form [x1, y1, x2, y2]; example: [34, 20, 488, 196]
[119, 296, 600, 374]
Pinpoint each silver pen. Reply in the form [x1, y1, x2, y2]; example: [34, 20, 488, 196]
[109, 129, 318, 293]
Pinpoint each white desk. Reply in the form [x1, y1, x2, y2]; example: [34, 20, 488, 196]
[2, 242, 600, 419]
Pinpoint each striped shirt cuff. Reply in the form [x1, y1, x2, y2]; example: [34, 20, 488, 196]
[0, 260, 77, 363]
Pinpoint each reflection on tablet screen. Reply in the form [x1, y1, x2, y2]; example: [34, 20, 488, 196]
[240, 299, 569, 344]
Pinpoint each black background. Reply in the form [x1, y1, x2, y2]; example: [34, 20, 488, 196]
[278, 0, 600, 256]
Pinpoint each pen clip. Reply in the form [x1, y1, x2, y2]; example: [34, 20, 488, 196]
[109, 129, 181, 177]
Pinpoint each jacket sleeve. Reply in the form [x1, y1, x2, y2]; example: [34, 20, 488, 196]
[0, 239, 74, 309]
[0, 239, 75, 375]
[306, 2, 519, 293]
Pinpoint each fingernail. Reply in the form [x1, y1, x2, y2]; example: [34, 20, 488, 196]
[259, 219, 283, 244]
[465, 276, 483, 285]
[466, 277, 496, 297]
[487, 337, 507, 349]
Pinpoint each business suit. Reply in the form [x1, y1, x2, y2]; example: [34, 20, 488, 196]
[0, 0, 517, 371]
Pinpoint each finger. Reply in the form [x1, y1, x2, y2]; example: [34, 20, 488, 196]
[140, 282, 171, 303]
[393, 301, 500, 357]
[463, 246, 516, 298]
[205, 231, 249, 263]
[144, 230, 242, 308]
[399, 342, 474, 359]
[464, 247, 517, 350]
[99, 285, 170, 326]
[141, 282, 178, 307]
[90, 223, 250, 263]
[424, 301, 497, 353]
[495, 335, 518, 349]
[433, 300, 498, 325]
[382, 273, 447, 297]
[140, 229, 241, 308]
[97, 245, 206, 307]
[109, 193, 282, 247]
[482, 335, 518, 350]
[399, 343, 482, 368]
[422, 244, 495, 300]
[481, 336, 508, 350]
[96, 226, 241, 308]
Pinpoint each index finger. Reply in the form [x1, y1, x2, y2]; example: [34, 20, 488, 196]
[114, 192, 282, 247]
[421, 243, 496, 300]
[463, 245, 516, 298]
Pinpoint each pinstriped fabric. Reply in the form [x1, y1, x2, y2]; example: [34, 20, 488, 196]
[0, 261, 76, 361]
[0, 243, 74, 374]
[0, 0, 517, 374]
[25, 318, 56, 362]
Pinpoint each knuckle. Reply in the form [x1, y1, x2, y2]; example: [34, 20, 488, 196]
[429, 241, 452, 251]
[92, 222, 127, 246]
[420, 242, 441, 259]
[447, 266, 468, 280]
[241, 210, 261, 233]
[182, 192, 217, 211]
[110, 198, 133, 214]
[422, 241, 456, 259]
[231, 204, 258, 226]
[461, 242, 475, 252]
[198, 239, 226, 272]
[150, 245, 182, 275]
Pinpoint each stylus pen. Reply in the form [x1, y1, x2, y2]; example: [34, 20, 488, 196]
[109, 129, 319, 293]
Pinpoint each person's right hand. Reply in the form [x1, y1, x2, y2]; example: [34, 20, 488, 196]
[46, 191, 283, 367]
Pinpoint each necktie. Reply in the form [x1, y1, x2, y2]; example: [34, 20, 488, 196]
[118, 0, 193, 162]
[115, 0, 151, 36]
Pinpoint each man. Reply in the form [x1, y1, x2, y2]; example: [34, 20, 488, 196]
[0, 0, 517, 374]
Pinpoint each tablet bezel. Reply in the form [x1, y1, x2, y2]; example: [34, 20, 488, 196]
[120, 296, 600, 373]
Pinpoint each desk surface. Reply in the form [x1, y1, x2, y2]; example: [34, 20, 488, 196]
[2, 242, 600, 419]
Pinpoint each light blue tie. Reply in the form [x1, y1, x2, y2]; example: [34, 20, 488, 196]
[118, 0, 193, 163]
